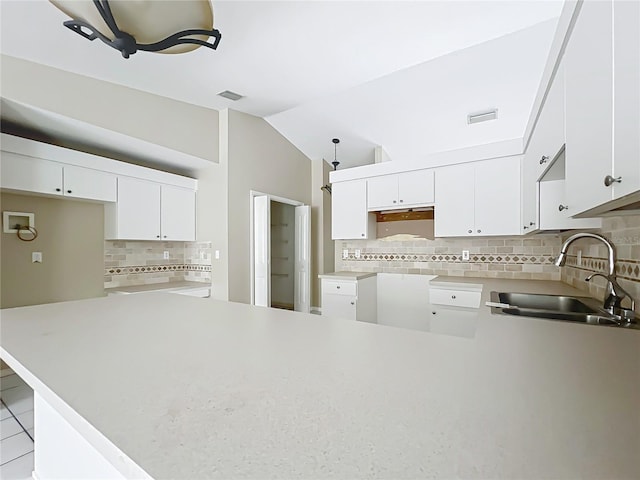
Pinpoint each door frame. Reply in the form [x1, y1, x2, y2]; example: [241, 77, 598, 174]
[249, 190, 305, 306]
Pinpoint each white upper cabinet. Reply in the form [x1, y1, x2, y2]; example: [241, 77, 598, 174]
[367, 170, 434, 210]
[105, 177, 196, 241]
[522, 64, 566, 233]
[332, 179, 375, 240]
[1, 152, 64, 196]
[564, 0, 640, 215]
[1, 151, 116, 202]
[63, 165, 116, 203]
[539, 179, 601, 230]
[160, 185, 196, 241]
[435, 157, 521, 237]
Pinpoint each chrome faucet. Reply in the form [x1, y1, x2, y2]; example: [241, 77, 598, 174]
[555, 232, 635, 320]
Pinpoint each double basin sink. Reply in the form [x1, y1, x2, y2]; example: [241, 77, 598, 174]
[489, 292, 637, 328]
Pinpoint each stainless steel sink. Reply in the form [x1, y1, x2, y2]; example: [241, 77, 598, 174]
[489, 291, 623, 326]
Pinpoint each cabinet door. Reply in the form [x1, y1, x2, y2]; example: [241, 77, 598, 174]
[116, 177, 161, 240]
[521, 152, 539, 233]
[539, 180, 601, 230]
[161, 185, 196, 241]
[332, 180, 373, 240]
[322, 293, 357, 320]
[63, 165, 116, 202]
[434, 163, 474, 237]
[367, 175, 398, 210]
[612, 0, 640, 199]
[474, 157, 521, 236]
[565, 0, 614, 214]
[398, 169, 434, 206]
[0, 152, 63, 196]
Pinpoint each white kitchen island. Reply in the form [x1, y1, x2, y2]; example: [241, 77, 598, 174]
[1, 281, 639, 479]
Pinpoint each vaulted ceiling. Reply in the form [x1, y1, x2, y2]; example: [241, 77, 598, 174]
[0, 1, 564, 169]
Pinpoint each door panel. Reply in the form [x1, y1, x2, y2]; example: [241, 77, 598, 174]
[116, 177, 161, 240]
[434, 164, 474, 237]
[253, 195, 270, 307]
[161, 185, 196, 241]
[294, 205, 311, 313]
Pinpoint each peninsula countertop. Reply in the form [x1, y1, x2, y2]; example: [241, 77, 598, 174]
[1, 279, 639, 479]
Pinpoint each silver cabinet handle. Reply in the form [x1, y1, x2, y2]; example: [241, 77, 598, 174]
[399, 199, 403, 203]
[451, 295, 456, 299]
[523, 225, 529, 230]
[361, 233, 365, 237]
[477, 229, 481, 233]
[529, 222, 535, 226]
[350, 301, 355, 305]
[604, 175, 622, 187]
[539, 155, 549, 165]
[393, 200, 397, 203]
[558, 204, 568, 212]
[467, 229, 472, 234]
[336, 285, 340, 289]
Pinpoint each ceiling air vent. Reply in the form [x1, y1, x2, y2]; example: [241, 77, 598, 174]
[218, 90, 244, 101]
[467, 109, 498, 125]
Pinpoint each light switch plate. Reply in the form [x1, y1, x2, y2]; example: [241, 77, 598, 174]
[462, 250, 470, 261]
[163, 251, 170, 260]
[342, 249, 349, 259]
[215, 250, 220, 260]
[32, 252, 42, 263]
[355, 249, 361, 259]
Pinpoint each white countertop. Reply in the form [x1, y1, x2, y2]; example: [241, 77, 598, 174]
[1, 278, 639, 479]
[318, 271, 377, 280]
[105, 281, 210, 295]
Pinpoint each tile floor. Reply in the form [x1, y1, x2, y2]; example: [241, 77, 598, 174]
[0, 368, 34, 480]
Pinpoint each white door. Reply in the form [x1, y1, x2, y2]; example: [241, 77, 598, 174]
[253, 195, 271, 307]
[434, 163, 474, 237]
[117, 176, 161, 240]
[161, 185, 196, 241]
[63, 165, 116, 202]
[294, 205, 311, 313]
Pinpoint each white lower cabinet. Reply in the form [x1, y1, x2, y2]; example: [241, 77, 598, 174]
[320, 275, 376, 322]
[428, 283, 482, 338]
[105, 177, 196, 241]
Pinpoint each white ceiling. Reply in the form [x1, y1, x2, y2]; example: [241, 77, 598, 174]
[0, 0, 564, 169]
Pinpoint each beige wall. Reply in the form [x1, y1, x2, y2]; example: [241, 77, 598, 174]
[311, 159, 334, 307]
[226, 110, 312, 304]
[0, 193, 105, 308]
[1, 55, 219, 164]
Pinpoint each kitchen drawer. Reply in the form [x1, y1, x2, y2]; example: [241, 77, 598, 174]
[322, 281, 357, 296]
[429, 288, 481, 308]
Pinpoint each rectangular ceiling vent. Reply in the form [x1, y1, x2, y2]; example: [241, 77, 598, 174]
[467, 109, 498, 125]
[218, 90, 244, 101]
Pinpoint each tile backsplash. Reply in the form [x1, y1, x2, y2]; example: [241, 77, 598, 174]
[104, 240, 212, 288]
[561, 215, 640, 313]
[336, 235, 562, 281]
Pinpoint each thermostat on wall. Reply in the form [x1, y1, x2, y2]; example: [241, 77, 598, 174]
[3, 211, 35, 233]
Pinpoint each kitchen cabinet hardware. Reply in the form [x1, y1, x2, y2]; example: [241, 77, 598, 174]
[603, 175, 622, 187]
[529, 222, 535, 226]
[55, 188, 61, 192]
[477, 229, 481, 233]
[558, 204, 568, 212]
[468, 229, 472, 233]
[523, 225, 529, 229]
[67, 190, 72, 194]
[539, 155, 549, 165]
[451, 295, 456, 299]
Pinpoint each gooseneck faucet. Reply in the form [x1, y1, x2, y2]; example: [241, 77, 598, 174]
[555, 232, 635, 319]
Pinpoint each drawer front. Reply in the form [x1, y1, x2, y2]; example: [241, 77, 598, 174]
[322, 280, 357, 296]
[429, 289, 481, 308]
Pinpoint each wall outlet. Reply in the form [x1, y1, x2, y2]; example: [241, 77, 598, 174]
[163, 251, 170, 260]
[462, 250, 470, 261]
[577, 249, 582, 266]
[215, 250, 220, 260]
[355, 249, 361, 259]
[342, 249, 349, 259]
[32, 252, 42, 263]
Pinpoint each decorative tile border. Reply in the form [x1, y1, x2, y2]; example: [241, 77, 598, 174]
[345, 253, 557, 264]
[105, 264, 211, 276]
[564, 255, 640, 282]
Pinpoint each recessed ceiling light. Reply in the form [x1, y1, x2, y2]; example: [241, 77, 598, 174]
[467, 109, 498, 124]
[218, 90, 244, 101]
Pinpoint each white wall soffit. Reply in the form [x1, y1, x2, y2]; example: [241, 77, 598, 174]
[1, 98, 211, 176]
[267, 19, 559, 169]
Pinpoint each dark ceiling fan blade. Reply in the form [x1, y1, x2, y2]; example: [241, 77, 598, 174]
[137, 28, 222, 52]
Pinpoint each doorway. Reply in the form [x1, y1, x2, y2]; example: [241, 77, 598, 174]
[252, 193, 310, 313]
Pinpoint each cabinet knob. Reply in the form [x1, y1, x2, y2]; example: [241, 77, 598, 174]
[432, 311, 436, 315]
[529, 222, 535, 226]
[604, 175, 622, 187]
[163, 235, 167, 238]
[361, 233, 365, 237]
[55, 188, 61, 192]
[523, 225, 528, 230]
[558, 204, 568, 212]
[539, 155, 549, 165]
[156, 235, 160, 238]
[451, 295, 456, 299]
[350, 301, 355, 305]
[467, 229, 472, 234]
[393, 200, 397, 203]
[336, 285, 340, 289]
[67, 190, 72, 194]
[399, 199, 403, 203]
[477, 229, 481, 233]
